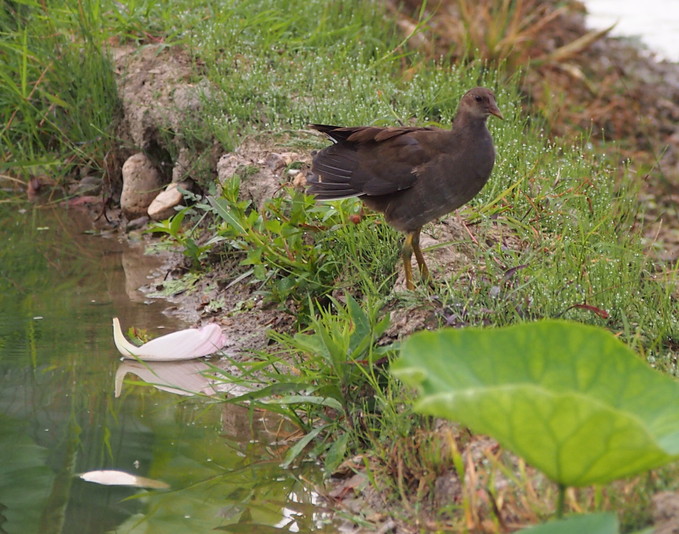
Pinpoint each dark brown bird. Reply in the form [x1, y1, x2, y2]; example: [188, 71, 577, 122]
[306, 87, 503, 289]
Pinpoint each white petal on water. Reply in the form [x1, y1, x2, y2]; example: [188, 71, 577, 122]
[112, 317, 227, 361]
[79, 470, 170, 489]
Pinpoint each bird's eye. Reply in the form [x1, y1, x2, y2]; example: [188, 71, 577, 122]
[475, 95, 483, 102]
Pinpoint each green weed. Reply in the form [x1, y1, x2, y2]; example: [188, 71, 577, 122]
[209, 294, 399, 474]
[147, 205, 212, 268]
[0, 0, 119, 182]
[155, 172, 402, 311]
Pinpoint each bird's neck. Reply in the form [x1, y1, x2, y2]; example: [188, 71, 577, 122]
[452, 115, 487, 131]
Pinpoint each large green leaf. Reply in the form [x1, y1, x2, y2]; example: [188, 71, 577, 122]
[391, 320, 679, 486]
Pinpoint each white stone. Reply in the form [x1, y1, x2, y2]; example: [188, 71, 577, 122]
[148, 182, 185, 221]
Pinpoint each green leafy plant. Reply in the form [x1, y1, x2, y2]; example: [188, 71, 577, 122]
[275, 295, 392, 408]
[203, 174, 400, 308]
[210, 295, 394, 473]
[205, 176, 338, 304]
[391, 320, 679, 518]
[147, 207, 213, 268]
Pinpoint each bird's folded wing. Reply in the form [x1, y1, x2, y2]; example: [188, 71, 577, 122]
[309, 125, 432, 198]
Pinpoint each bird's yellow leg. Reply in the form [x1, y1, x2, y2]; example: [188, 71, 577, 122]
[402, 232, 415, 290]
[411, 228, 430, 283]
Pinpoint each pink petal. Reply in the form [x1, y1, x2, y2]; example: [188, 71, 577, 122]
[135, 324, 226, 360]
[113, 318, 227, 361]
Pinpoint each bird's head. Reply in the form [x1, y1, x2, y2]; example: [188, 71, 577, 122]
[459, 87, 504, 121]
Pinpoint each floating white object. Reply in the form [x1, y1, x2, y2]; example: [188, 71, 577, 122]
[80, 469, 169, 489]
[112, 317, 227, 361]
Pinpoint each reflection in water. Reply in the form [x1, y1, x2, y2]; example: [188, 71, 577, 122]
[79, 469, 170, 489]
[0, 204, 335, 533]
[115, 360, 217, 397]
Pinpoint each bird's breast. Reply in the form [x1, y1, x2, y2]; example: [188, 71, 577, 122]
[379, 136, 496, 232]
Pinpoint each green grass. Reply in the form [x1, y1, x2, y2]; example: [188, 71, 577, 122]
[2, 0, 678, 530]
[0, 0, 119, 182]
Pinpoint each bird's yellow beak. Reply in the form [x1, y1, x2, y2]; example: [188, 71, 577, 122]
[489, 105, 504, 120]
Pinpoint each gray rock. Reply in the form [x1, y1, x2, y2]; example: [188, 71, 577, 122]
[125, 215, 150, 232]
[653, 491, 679, 534]
[172, 147, 193, 183]
[216, 141, 307, 209]
[121, 153, 164, 218]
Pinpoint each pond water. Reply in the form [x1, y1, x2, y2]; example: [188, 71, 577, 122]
[585, 0, 679, 62]
[0, 202, 334, 533]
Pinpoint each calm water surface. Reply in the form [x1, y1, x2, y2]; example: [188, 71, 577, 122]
[0, 203, 331, 533]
